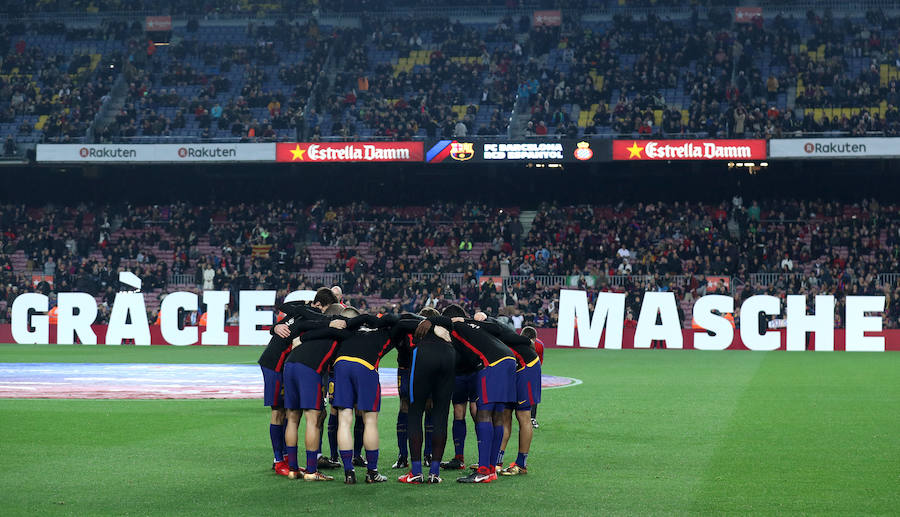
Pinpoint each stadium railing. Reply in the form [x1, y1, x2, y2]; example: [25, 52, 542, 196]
[749, 273, 805, 287]
[162, 271, 346, 288]
[877, 273, 900, 287]
[10, 1, 897, 21]
[100, 136, 248, 144]
[17, 269, 900, 300]
[507, 275, 567, 287]
[157, 272, 583, 290]
[757, 0, 897, 10]
[0, 156, 29, 165]
[603, 274, 695, 288]
[405, 272, 458, 282]
[296, 272, 345, 287]
[89, 131, 900, 145]
[167, 273, 196, 286]
[74, 270, 899, 292]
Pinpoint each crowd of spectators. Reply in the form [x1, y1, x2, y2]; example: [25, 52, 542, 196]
[9, 7, 900, 145]
[1, 0, 710, 16]
[521, 197, 900, 327]
[509, 8, 900, 138]
[0, 0, 327, 16]
[95, 19, 332, 142]
[0, 20, 124, 147]
[316, 16, 525, 140]
[4, 197, 900, 329]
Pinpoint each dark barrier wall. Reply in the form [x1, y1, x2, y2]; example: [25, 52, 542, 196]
[5, 158, 900, 206]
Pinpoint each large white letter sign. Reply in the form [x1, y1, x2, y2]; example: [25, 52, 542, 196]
[106, 292, 151, 345]
[11, 293, 49, 344]
[692, 295, 734, 351]
[201, 291, 230, 345]
[845, 296, 885, 352]
[283, 290, 316, 304]
[633, 292, 683, 349]
[786, 295, 834, 351]
[740, 295, 782, 351]
[556, 290, 625, 348]
[160, 292, 199, 346]
[239, 290, 276, 345]
[57, 293, 98, 345]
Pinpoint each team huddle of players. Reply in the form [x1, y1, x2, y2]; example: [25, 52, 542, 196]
[257, 286, 544, 484]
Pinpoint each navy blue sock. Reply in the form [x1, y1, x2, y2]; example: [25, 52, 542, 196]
[327, 413, 338, 459]
[317, 418, 324, 455]
[353, 417, 364, 456]
[516, 452, 528, 468]
[497, 449, 505, 467]
[411, 460, 423, 476]
[475, 421, 492, 468]
[339, 449, 353, 472]
[269, 424, 284, 463]
[279, 423, 287, 459]
[490, 425, 503, 469]
[452, 419, 466, 458]
[424, 412, 433, 456]
[396, 411, 408, 458]
[366, 449, 379, 471]
[429, 457, 441, 477]
[306, 450, 318, 474]
[286, 446, 299, 470]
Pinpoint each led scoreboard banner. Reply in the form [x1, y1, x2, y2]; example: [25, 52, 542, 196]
[425, 139, 611, 163]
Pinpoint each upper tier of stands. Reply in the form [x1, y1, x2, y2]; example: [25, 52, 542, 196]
[0, 21, 123, 146]
[5, 4, 900, 153]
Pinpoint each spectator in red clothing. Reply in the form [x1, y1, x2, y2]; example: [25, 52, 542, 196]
[624, 311, 639, 333]
[638, 118, 653, 135]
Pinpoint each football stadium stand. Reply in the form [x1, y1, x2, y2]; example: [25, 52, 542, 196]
[5, 2, 900, 156]
[3, 198, 900, 328]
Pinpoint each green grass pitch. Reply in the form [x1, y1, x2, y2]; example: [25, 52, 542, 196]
[2, 344, 900, 516]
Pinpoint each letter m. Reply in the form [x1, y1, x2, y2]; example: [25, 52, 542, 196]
[556, 290, 625, 348]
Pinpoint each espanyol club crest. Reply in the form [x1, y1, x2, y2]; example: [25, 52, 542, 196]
[574, 141, 593, 161]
